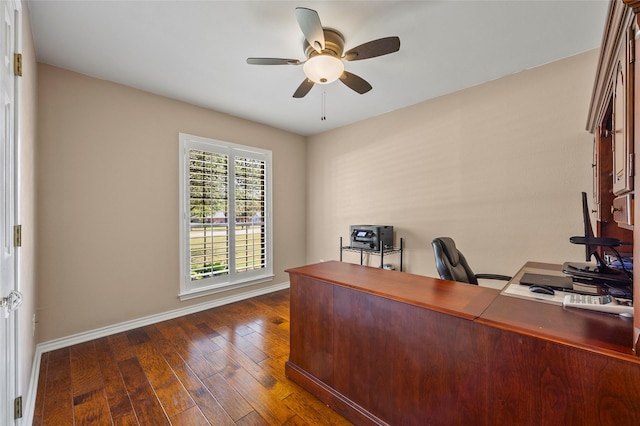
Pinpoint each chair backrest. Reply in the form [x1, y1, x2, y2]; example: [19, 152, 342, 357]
[431, 237, 478, 284]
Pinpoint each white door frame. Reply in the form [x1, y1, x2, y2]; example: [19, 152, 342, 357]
[1, 0, 22, 424]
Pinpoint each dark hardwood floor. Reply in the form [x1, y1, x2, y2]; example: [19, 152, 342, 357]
[32, 289, 351, 425]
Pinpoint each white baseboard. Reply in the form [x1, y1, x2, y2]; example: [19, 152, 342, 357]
[21, 281, 290, 425]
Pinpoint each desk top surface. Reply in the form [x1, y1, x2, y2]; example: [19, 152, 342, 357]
[287, 261, 638, 360]
[286, 261, 500, 320]
[480, 261, 636, 359]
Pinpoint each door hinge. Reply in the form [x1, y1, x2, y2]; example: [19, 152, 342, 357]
[14, 396, 22, 419]
[13, 53, 22, 77]
[13, 225, 21, 247]
[630, 26, 636, 64]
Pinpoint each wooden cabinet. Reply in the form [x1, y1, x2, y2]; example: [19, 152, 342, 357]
[589, 2, 636, 231]
[593, 0, 640, 352]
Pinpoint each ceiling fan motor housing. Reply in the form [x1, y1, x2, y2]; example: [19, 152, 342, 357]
[304, 28, 345, 60]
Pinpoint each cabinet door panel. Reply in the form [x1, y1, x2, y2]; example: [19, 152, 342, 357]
[612, 27, 634, 196]
[613, 57, 628, 194]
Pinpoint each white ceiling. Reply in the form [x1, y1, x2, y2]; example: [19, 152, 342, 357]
[28, 0, 609, 136]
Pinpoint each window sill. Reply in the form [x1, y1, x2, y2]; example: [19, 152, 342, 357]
[179, 274, 275, 301]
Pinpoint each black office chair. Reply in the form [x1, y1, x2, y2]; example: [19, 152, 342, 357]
[431, 237, 512, 285]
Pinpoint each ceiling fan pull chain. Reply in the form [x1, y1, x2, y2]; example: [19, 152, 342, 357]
[321, 89, 326, 121]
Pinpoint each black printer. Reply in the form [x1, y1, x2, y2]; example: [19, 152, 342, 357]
[349, 225, 394, 251]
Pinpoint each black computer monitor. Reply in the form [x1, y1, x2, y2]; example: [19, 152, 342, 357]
[562, 192, 632, 286]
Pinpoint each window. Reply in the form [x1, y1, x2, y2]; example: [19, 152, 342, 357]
[179, 133, 273, 300]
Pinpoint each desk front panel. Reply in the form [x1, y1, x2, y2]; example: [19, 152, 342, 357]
[478, 320, 640, 424]
[287, 261, 640, 425]
[287, 268, 491, 425]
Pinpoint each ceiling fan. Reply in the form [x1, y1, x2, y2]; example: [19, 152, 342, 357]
[247, 7, 401, 98]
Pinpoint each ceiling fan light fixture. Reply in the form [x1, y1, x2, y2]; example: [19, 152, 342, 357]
[303, 54, 344, 84]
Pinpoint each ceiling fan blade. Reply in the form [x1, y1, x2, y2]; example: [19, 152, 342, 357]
[295, 7, 325, 53]
[293, 79, 314, 98]
[246, 58, 301, 65]
[344, 36, 401, 61]
[339, 71, 372, 94]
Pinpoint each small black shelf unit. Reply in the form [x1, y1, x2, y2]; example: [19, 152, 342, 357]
[340, 237, 404, 271]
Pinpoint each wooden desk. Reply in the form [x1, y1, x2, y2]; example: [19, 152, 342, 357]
[286, 261, 640, 425]
[491, 262, 634, 356]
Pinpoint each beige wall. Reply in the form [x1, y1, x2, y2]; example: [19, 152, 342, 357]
[35, 47, 597, 340]
[36, 65, 307, 342]
[19, 0, 38, 397]
[307, 50, 598, 279]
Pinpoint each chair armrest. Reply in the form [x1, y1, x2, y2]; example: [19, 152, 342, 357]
[475, 274, 512, 281]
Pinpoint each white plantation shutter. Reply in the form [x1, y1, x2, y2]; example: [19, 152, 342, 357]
[179, 134, 273, 300]
[188, 150, 230, 279]
[234, 156, 267, 273]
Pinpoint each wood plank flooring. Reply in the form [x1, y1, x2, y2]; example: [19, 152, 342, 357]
[32, 290, 352, 425]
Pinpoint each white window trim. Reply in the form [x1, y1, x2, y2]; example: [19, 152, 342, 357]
[178, 133, 273, 301]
